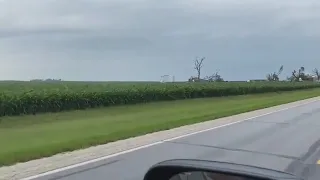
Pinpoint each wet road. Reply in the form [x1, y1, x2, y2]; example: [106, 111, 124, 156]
[37, 101, 320, 180]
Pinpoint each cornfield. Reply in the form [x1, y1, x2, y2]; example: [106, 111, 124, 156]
[0, 81, 319, 116]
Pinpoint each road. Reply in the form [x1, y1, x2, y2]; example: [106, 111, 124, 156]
[34, 101, 320, 180]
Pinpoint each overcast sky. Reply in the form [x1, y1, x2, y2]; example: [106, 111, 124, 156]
[1, 0, 320, 81]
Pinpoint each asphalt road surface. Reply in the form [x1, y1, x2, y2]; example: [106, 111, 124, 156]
[35, 101, 320, 180]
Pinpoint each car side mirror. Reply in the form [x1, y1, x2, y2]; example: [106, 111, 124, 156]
[143, 159, 298, 180]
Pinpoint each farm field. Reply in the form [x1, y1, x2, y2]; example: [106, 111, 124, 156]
[0, 81, 320, 116]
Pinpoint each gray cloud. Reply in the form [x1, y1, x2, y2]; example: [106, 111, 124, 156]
[1, 0, 320, 81]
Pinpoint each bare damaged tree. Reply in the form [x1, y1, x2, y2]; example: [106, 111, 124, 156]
[290, 67, 306, 81]
[194, 57, 205, 80]
[266, 65, 283, 81]
[313, 68, 320, 81]
[205, 72, 224, 82]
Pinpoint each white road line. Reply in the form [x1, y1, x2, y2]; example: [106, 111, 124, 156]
[21, 99, 319, 180]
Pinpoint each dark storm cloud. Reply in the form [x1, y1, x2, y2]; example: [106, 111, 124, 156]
[1, 0, 320, 81]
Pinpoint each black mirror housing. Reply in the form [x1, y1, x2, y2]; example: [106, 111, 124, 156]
[143, 159, 298, 180]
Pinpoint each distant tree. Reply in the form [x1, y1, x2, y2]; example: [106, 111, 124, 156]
[30, 79, 43, 82]
[286, 76, 295, 82]
[288, 66, 314, 81]
[313, 68, 320, 81]
[204, 72, 224, 82]
[290, 67, 305, 81]
[194, 57, 205, 80]
[30, 78, 62, 82]
[266, 65, 283, 81]
[188, 76, 199, 82]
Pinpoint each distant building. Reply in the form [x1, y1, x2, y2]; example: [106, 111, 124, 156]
[247, 79, 267, 82]
[188, 77, 209, 82]
[307, 75, 317, 82]
[228, 80, 246, 82]
[160, 75, 175, 83]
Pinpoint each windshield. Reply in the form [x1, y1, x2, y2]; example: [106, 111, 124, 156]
[0, 1, 320, 180]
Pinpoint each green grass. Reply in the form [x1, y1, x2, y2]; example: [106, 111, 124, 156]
[1, 88, 320, 166]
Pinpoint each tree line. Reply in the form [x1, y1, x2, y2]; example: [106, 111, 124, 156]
[188, 57, 320, 82]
